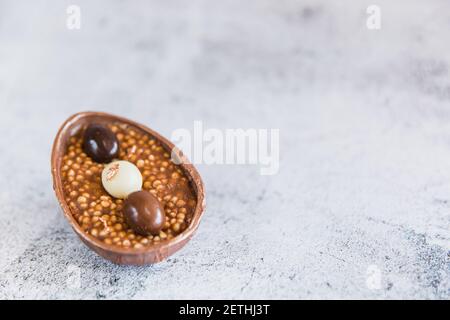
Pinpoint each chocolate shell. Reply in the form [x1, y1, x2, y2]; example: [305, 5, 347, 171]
[51, 111, 206, 265]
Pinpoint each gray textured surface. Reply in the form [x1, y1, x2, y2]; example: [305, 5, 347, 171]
[1, 0, 450, 299]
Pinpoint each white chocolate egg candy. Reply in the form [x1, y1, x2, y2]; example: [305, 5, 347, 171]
[101, 160, 143, 199]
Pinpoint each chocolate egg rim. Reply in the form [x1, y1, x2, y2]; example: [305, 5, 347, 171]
[51, 111, 206, 258]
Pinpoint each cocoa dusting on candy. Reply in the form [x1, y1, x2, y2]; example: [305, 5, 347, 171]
[106, 162, 119, 181]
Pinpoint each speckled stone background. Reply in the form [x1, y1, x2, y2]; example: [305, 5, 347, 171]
[1, 0, 450, 299]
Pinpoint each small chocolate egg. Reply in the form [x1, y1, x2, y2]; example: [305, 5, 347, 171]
[83, 124, 119, 163]
[101, 160, 142, 199]
[123, 190, 165, 236]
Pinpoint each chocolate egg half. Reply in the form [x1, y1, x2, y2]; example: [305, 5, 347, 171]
[51, 111, 205, 265]
[123, 190, 166, 236]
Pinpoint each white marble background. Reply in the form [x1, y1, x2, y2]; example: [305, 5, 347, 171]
[0, 0, 450, 299]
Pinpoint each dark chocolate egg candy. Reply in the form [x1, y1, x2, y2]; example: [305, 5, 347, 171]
[123, 190, 166, 236]
[83, 124, 119, 163]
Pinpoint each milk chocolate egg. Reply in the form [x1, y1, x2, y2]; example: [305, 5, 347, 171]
[123, 190, 166, 236]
